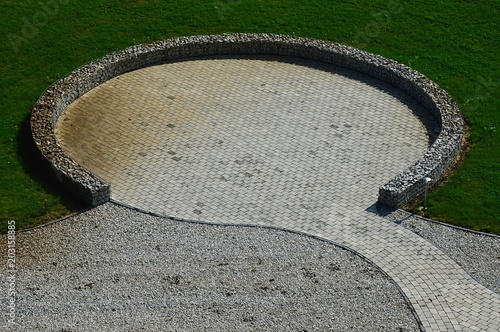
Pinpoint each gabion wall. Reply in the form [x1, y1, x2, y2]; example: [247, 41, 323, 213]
[30, 33, 464, 207]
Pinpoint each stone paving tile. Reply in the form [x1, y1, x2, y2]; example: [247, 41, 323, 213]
[55, 56, 499, 331]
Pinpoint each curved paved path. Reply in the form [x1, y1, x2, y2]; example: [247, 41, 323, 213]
[55, 56, 499, 331]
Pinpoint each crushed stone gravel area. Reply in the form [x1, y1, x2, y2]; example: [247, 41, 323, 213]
[1, 203, 420, 331]
[385, 209, 500, 294]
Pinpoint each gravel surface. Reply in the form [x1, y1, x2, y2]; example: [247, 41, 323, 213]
[385, 209, 500, 294]
[1, 203, 420, 332]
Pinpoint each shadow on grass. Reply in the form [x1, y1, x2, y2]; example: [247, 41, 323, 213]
[14, 113, 89, 228]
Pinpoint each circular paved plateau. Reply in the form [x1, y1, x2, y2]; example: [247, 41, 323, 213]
[55, 56, 434, 224]
[51, 55, 500, 331]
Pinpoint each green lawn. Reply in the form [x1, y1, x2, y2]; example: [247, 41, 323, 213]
[1, 0, 498, 233]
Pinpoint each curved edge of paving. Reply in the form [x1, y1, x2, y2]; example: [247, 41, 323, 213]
[109, 200, 427, 331]
[30, 33, 464, 207]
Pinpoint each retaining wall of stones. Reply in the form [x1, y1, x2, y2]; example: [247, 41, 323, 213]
[30, 33, 464, 207]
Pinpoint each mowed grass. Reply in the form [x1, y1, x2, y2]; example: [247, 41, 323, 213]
[1, 0, 498, 233]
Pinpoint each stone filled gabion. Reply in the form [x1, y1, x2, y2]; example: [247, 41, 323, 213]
[30, 33, 464, 207]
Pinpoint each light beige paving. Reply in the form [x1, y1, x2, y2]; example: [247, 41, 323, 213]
[55, 56, 499, 331]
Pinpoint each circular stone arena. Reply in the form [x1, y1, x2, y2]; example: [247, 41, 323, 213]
[29, 35, 500, 331]
[55, 55, 435, 225]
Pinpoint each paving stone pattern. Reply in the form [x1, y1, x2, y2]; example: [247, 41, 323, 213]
[55, 56, 499, 331]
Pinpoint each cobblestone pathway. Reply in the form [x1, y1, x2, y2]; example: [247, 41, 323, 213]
[55, 56, 500, 331]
